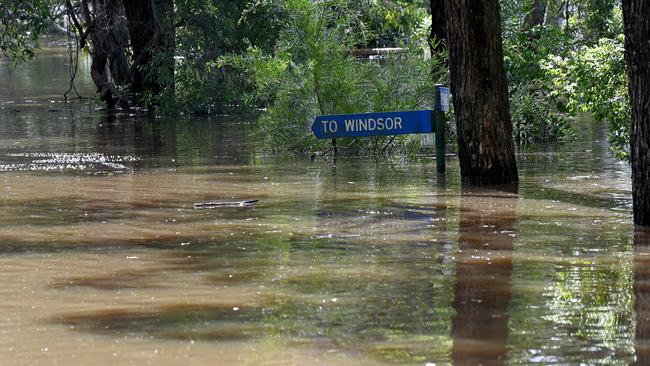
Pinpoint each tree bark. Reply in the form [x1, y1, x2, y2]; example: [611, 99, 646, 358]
[154, 0, 175, 95]
[622, 0, 650, 226]
[444, 0, 519, 185]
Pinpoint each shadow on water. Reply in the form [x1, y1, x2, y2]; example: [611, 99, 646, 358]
[43, 184, 517, 365]
[452, 187, 517, 365]
[522, 183, 631, 212]
[50, 268, 164, 290]
[49, 230, 457, 357]
[51, 303, 270, 341]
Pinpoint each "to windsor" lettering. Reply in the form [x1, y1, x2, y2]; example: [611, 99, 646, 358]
[320, 117, 403, 134]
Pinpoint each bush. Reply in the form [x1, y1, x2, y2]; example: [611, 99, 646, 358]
[510, 83, 575, 145]
[167, 0, 287, 115]
[542, 36, 629, 158]
[222, 0, 445, 156]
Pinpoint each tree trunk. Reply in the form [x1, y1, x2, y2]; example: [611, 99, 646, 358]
[121, 0, 157, 96]
[622, 0, 650, 226]
[430, 0, 447, 53]
[444, 0, 519, 185]
[545, 0, 567, 27]
[523, 0, 547, 30]
[88, 0, 129, 110]
[121, 0, 174, 103]
[154, 0, 175, 95]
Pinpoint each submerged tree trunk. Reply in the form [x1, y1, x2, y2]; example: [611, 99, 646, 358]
[122, 0, 175, 103]
[622, 0, 650, 226]
[154, 0, 175, 96]
[121, 0, 156, 96]
[87, 0, 130, 110]
[66, 0, 174, 110]
[444, 0, 519, 185]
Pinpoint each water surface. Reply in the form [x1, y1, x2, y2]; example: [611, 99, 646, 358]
[0, 41, 640, 365]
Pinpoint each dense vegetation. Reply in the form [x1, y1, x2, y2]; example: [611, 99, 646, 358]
[0, 0, 630, 157]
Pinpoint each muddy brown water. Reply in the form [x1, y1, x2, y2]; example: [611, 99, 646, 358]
[0, 40, 642, 365]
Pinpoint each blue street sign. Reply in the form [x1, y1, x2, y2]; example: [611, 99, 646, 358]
[311, 110, 432, 139]
[439, 86, 450, 112]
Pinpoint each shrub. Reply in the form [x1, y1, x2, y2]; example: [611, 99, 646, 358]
[510, 83, 575, 145]
[222, 0, 445, 156]
[542, 36, 629, 158]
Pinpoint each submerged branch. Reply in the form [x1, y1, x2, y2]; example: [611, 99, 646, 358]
[381, 135, 397, 155]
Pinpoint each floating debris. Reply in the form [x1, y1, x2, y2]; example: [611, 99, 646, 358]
[311, 233, 362, 239]
[193, 200, 259, 209]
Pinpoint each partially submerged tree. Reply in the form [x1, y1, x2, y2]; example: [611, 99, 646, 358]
[64, 0, 174, 110]
[445, 0, 519, 185]
[622, 0, 650, 226]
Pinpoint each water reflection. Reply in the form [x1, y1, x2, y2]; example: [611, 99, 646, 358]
[635, 227, 650, 364]
[452, 188, 517, 365]
[0, 111, 257, 175]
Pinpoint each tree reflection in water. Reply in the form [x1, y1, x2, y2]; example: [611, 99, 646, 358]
[635, 227, 650, 365]
[452, 187, 517, 365]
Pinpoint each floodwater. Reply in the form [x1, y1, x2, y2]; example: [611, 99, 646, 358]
[0, 40, 643, 365]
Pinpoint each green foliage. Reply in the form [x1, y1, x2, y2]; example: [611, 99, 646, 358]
[355, 0, 430, 47]
[510, 84, 575, 145]
[175, 0, 284, 58]
[222, 0, 443, 156]
[219, 47, 290, 109]
[503, 24, 572, 86]
[2, 0, 631, 157]
[567, 0, 619, 42]
[170, 0, 433, 116]
[500, 2, 575, 145]
[142, 51, 176, 110]
[500, 1, 628, 150]
[171, 0, 287, 114]
[542, 36, 629, 158]
[0, 0, 52, 63]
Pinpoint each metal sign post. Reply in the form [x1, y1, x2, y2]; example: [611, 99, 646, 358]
[434, 85, 449, 174]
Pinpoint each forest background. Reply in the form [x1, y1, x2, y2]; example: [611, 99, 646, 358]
[0, 0, 629, 158]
